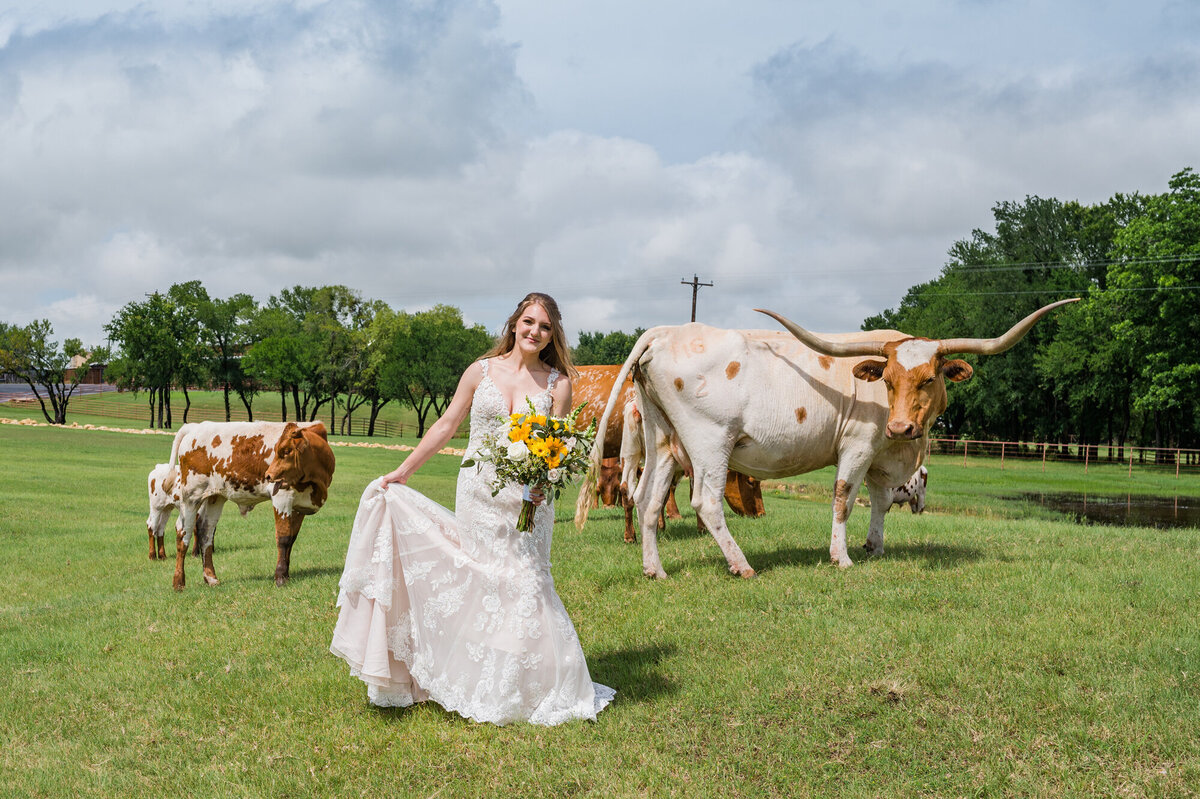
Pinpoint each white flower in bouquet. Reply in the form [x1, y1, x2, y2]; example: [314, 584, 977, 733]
[547, 468, 563, 484]
[507, 440, 530, 461]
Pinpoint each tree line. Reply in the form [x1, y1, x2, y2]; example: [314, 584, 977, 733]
[100, 282, 502, 436]
[0, 282, 646, 436]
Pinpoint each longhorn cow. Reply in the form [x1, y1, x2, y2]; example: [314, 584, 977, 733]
[577, 299, 1076, 578]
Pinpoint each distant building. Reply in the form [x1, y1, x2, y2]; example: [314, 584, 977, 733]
[66, 353, 107, 384]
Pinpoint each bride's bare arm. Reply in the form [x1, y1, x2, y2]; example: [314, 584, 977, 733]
[381, 362, 483, 487]
[551, 375, 572, 417]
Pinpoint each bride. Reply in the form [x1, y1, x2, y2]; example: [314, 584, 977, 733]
[330, 292, 615, 725]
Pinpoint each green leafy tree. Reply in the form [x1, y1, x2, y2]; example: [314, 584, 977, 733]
[170, 282, 259, 422]
[573, 329, 646, 365]
[0, 320, 105, 424]
[380, 305, 491, 436]
[105, 292, 192, 428]
[1102, 168, 1200, 450]
[244, 286, 332, 422]
[243, 304, 312, 421]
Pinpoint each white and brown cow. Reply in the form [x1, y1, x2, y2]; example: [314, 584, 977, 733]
[169, 421, 335, 590]
[146, 462, 178, 560]
[579, 299, 1075, 578]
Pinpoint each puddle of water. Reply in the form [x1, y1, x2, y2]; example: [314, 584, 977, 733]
[1010, 492, 1200, 529]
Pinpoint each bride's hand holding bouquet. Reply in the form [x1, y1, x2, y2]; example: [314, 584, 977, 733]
[463, 400, 597, 532]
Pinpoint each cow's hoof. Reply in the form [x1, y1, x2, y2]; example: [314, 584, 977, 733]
[863, 541, 884, 556]
[203, 574, 220, 586]
[643, 568, 668, 580]
[274, 576, 289, 587]
[623, 534, 637, 544]
[831, 557, 854, 569]
[733, 567, 757, 579]
[172, 579, 185, 592]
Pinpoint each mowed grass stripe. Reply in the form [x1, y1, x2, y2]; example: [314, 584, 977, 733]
[1, 423, 1198, 798]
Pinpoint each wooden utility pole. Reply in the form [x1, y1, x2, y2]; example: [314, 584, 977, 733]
[681, 274, 713, 322]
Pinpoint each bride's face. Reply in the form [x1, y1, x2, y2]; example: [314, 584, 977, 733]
[513, 303, 554, 357]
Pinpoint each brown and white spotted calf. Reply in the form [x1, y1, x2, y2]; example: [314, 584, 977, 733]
[169, 421, 335, 590]
[146, 462, 178, 560]
[885, 465, 928, 515]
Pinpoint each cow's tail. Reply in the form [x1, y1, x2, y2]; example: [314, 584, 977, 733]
[167, 423, 195, 468]
[574, 328, 661, 530]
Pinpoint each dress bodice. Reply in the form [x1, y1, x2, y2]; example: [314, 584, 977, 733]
[468, 359, 560, 450]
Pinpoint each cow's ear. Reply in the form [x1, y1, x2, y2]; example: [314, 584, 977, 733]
[852, 359, 887, 382]
[942, 359, 973, 382]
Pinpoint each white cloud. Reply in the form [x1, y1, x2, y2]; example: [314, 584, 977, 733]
[0, 0, 1198, 351]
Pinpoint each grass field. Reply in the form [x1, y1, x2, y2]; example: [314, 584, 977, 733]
[1, 421, 1199, 798]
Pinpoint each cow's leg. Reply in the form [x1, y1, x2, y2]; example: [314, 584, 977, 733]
[173, 504, 198, 590]
[273, 510, 303, 586]
[147, 521, 160, 560]
[632, 425, 676, 578]
[148, 507, 172, 560]
[690, 458, 754, 578]
[638, 465, 676, 579]
[199, 498, 226, 586]
[689, 477, 707, 533]
[830, 456, 872, 568]
[663, 475, 684, 520]
[863, 479, 891, 556]
[620, 483, 637, 544]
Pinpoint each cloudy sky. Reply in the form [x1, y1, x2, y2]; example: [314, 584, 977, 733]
[2, 0, 1197, 347]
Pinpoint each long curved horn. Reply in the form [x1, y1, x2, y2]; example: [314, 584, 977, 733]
[937, 298, 1080, 356]
[754, 309, 888, 357]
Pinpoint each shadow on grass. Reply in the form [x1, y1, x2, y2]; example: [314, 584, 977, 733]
[586, 643, 679, 703]
[736, 539, 985, 573]
[282, 564, 347, 582]
[881, 541, 985, 568]
[214, 563, 345, 585]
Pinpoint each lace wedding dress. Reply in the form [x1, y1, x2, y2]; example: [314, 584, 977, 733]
[330, 359, 615, 725]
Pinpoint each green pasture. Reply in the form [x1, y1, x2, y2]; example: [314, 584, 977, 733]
[1, 423, 1198, 798]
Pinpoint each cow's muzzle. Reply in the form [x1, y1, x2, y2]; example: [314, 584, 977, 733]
[885, 421, 920, 440]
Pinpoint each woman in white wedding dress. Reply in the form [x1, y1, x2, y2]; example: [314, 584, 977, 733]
[330, 293, 615, 725]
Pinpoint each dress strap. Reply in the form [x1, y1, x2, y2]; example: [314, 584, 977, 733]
[479, 358, 490, 378]
[545, 367, 560, 394]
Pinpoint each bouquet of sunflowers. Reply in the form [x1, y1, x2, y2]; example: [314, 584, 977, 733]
[462, 400, 597, 532]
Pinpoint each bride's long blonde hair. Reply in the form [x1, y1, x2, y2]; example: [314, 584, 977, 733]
[481, 292, 577, 378]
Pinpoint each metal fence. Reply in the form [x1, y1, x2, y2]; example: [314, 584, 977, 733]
[928, 437, 1200, 477]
